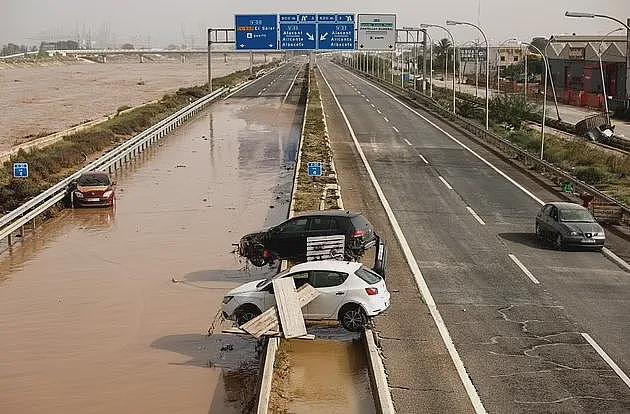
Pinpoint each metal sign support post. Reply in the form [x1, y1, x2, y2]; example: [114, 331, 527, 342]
[207, 28, 212, 91]
[391, 51, 394, 84]
[422, 30, 428, 92]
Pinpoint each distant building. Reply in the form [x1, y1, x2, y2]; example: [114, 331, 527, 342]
[547, 35, 627, 111]
[39, 40, 80, 51]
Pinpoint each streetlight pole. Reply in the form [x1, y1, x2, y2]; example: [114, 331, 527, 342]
[597, 28, 624, 125]
[524, 47, 527, 99]
[565, 11, 630, 110]
[421, 23, 457, 113]
[544, 39, 561, 120]
[447, 19, 490, 130]
[522, 42, 549, 160]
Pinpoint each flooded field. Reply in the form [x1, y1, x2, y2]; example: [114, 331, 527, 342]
[0, 53, 274, 151]
[270, 326, 376, 414]
[0, 66, 303, 414]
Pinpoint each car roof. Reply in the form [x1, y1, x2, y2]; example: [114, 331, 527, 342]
[288, 260, 362, 273]
[294, 210, 361, 218]
[545, 202, 586, 210]
[80, 171, 109, 178]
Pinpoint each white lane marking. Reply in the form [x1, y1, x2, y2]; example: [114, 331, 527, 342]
[438, 176, 454, 190]
[343, 65, 545, 206]
[376, 109, 382, 114]
[466, 206, 486, 225]
[282, 69, 300, 105]
[319, 66, 487, 414]
[371, 103, 376, 108]
[366, 98, 370, 102]
[403, 138, 412, 146]
[257, 91, 263, 96]
[392, 126, 400, 133]
[582, 333, 630, 391]
[418, 154, 429, 164]
[383, 117, 389, 123]
[508, 254, 540, 284]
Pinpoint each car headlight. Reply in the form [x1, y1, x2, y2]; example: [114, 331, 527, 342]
[222, 296, 233, 304]
[569, 231, 578, 236]
[74, 191, 84, 198]
[103, 190, 113, 198]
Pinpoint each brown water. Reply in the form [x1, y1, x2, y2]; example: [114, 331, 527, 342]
[271, 331, 376, 414]
[0, 80, 303, 413]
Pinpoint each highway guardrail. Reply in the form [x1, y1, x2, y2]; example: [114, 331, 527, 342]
[339, 62, 630, 230]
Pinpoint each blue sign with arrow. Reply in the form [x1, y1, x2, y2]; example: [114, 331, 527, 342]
[280, 14, 317, 50]
[235, 14, 278, 50]
[317, 14, 355, 50]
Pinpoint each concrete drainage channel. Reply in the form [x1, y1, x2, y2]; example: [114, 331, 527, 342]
[253, 63, 394, 414]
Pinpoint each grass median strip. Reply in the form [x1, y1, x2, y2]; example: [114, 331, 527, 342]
[292, 68, 341, 213]
[0, 61, 279, 214]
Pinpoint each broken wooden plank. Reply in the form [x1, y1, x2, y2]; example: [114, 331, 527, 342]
[221, 327, 315, 340]
[272, 277, 307, 339]
[240, 283, 319, 338]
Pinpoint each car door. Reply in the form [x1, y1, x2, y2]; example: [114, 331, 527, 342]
[267, 217, 308, 259]
[307, 216, 335, 238]
[305, 270, 349, 319]
[263, 271, 310, 309]
[547, 206, 560, 234]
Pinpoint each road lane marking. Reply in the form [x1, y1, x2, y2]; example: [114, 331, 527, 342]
[257, 91, 263, 96]
[366, 98, 370, 102]
[582, 333, 630, 391]
[466, 206, 486, 225]
[383, 117, 389, 123]
[282, 69, 300, 104]
[392, 126, 399, 133]
[371, 103, 376, 108]
[376, 109, 382, 114]
[342, 65, 545, 206]
[508, 254, 540, 284]
[438, 176, 453, 190]
[418, 154, 429, 164]
[403, 138, 412, 146]
[319, 66, 487, 414]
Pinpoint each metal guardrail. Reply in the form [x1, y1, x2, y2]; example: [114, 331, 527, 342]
[339, 62, 630, 229]
[0, 86, 228, 243]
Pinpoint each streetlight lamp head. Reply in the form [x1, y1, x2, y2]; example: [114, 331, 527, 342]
[419, 23, 429, 28]
[446, 20, 460, 26]
[565, 11, 595, 18]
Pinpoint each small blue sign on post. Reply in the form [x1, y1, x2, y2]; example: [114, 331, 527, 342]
[13, 162, 29, 178]
[235, 14, 279, 50]
[317, 14, 355, 50]
[307, 162, 324, 177]
[280, 14, 317, 50]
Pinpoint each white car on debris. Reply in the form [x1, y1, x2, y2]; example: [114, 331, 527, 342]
[222, 260, 390, 332]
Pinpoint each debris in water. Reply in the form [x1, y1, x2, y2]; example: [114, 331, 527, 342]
[220, 344, 234, 352]
[269, 205, 274, 209]
[202, 198, 208, 202]
[176, 164, 187, 168]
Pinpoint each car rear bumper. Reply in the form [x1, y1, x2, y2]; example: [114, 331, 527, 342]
[365, 291, 391, 316]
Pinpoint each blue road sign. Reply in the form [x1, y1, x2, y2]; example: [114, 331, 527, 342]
[317, 14, 355, 50]
[307, 162, 324, 177]
[13, 162, 28, 178]
[280, 14, 317, 50]
[235, 15, 278, 50]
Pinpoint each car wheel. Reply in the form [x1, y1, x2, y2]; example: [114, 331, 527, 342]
[236, 305, 261, 326]
[535, 223, 545, 240]
[249, 255, 267, 267]
[339, 304, 368, 332]
[554, 233, 564, 251]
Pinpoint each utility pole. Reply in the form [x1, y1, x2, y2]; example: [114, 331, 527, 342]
[207, 28, 212, 91]
[422, 30, 428, 92]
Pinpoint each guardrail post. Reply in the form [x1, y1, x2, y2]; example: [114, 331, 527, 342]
[7, 233, 12, 246]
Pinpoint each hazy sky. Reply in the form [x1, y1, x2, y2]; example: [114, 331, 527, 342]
[2, 0, 628, 47]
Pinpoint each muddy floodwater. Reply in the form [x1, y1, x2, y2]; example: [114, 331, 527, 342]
[271, 327, 376, 414]
[0, 65, 303, 413]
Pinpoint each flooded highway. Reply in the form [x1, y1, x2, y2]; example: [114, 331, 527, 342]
[0, 63, 305, 414]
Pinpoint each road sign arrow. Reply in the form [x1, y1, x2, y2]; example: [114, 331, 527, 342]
[320, 32, 329, 41]
[268, 43, 274, 48]
[306, 33, 314, 41]
[239, 44, 245, 48]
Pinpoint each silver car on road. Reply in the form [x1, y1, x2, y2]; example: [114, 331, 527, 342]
[535, 202, 605, 250]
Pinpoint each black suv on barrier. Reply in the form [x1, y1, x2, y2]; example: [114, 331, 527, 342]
[238, 210, 379, 267]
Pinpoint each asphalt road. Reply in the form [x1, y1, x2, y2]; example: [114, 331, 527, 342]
[318, 59, 630, 413]
[0, 60, 306, 414]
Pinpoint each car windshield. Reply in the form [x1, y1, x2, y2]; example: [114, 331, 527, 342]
[256, 268, 290, 289]
[559, 208, 594, 223]
[78, 174, 110, 186]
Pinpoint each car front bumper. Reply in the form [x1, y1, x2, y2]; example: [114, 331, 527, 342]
[564, 236, 605, 247]
[75, 197, 114, 207]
